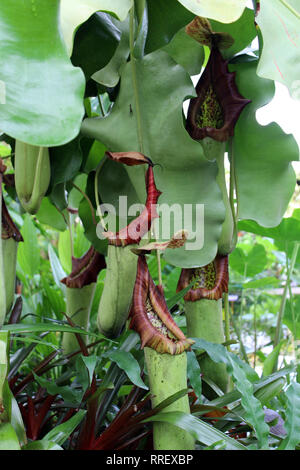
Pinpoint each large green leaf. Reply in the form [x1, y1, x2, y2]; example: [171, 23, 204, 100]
[92, 17, 130, 87]
[60, 0, 133, 55]
[210, 7, 257, 60]
[176, 0, 247, 23]
[238, 214, 300, 242]
[71, 13, 121, 80]
[145, 0, 194, 53]
[35, 198, 67, 232]
[163, 28, 204, 76]
[231, 60, 299, 226]
[0, 423, 20, 450]
[256, 0, 300, 100]
[229, 244, 268, 277]
[0, 0, 85, 147]
[82, 50, 224, 268]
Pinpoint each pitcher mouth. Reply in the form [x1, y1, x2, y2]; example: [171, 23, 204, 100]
[186, 47, 251, 142]
[129, 255, 194, 355]
[61, 246, 106, 289]
[177, 255, 229, 302]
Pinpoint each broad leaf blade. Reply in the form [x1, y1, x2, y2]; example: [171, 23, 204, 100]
[177, 0, 247, 23]
[0, 0, 85, 146]
[82, 50, 225, 268]
[256, 0, 300, 100]
[231, 60, 299, 226]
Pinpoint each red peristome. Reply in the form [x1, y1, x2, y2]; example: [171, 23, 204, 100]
[177, 255, 229, 302]
[129, 255, 194, 355]
[61, 246, 106, 289]
[103, 165, 162, 247]
[1, 196, 23, 242]
[186, 47, 251, 142]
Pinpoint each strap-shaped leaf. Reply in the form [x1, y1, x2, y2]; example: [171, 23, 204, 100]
[191, 338, 269, 448]
[143, 411, 247, 450]
[279, 382, 300, 450]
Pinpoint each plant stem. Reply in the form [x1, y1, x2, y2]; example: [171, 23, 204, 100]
[279, 0, 300, 19]
[97, 93, 106, 117]
[62, 283, 97, 356]
[274, 242, 299, 349]
[238, 265, 250, 364]
[228, 137, 238, 245]
[144, 348, 194, 450]
[0, 174, 5, 327]
[224, 292, 231, 348]
[94, 163, 107, 232]
[230, 302, 249, 364]
[129, 6, 144, 154]
[67, 213, 74, 261]
[185, 299, 230, 395]
[72, 182, 96, 225]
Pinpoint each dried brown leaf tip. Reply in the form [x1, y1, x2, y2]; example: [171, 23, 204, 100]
[103, 165, 162, 247]
[106, 151, 153, 167]
[186, 16, 234, 50]
[131, 230, 189, 255]
[186, 46, 251, 142]
[1, 197, 23, 242]
[177, 255, 228, 302]
[129, 255, 194, 355]
[61, 246, 106, 289]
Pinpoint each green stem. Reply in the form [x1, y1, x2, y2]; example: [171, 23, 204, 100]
[228, 137, 238, 246]
[185, 299, 230, 396]
[97, 93, 106, 117]
[224, 292, 231, 348]
[253, 296, 257, 369]
[230, 301, 249, 364]
[72, 182, 96, 226]
[94, 163, 107, 232]
[67, 214, 74, 261]
[279, 0, 300, 19]
[129, 6, 144, 154]
[237, 266, 250, 364]
[0, 178, 5, 327]
[144, 348, 194, 450]
[201, 138, 234, 255]
[97, 245, 138, 338]
[62, 283, 96, 356]
[274, 242, 299, 349]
